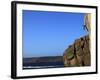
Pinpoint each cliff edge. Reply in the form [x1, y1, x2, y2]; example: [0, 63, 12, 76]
[63, 35, 90, 67]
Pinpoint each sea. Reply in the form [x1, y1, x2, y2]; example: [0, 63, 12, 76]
[23, 62, 64, 69]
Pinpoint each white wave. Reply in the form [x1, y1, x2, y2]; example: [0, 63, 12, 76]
[23, 66, 57, 69]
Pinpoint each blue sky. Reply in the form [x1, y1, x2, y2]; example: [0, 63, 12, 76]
[22, 10, 87, 58]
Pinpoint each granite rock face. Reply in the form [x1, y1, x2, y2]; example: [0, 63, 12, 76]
[63, 35, 90, 67]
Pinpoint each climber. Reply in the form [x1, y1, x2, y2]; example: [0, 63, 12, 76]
[83, 24, 88, 32]
[83, 13, 90, 32]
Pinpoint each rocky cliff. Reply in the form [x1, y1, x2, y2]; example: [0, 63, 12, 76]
[63, 35, 90, 67]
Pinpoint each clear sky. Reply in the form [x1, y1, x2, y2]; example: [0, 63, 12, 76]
[22, 10, 87, 58]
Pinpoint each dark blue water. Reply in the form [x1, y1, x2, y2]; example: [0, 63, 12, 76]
[23, 61, 64, 69]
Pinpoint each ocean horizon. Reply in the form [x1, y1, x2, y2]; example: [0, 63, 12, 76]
[23, 56, 64, 69]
